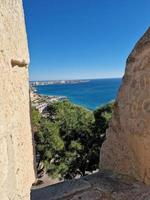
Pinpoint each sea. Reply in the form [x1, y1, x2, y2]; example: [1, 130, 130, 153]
[35, 78, 122, 110]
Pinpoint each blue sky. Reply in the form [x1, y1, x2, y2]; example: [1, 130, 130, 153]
[24, 0, 150, 81]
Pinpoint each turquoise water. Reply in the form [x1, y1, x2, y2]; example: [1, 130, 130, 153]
[35, 78, 122, 110]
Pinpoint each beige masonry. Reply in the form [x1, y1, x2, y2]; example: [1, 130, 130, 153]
[101, 28, 150, 185]
[0, 0, 35, 199]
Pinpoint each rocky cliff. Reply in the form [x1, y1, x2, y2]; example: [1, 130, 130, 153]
[0, 0, 35, 199]
[101, 28, 150, 185]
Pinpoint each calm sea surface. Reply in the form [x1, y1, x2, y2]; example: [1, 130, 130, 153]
[35, 78, 122, 110]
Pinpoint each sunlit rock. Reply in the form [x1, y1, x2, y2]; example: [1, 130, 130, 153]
[101, 28, 150, 185]
[0, 1, 35, 199]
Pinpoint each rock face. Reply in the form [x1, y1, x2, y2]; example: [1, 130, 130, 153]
[0, 1, 35, 199]
[101, 28, 150, 185]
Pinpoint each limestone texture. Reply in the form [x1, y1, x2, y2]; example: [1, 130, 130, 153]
[0, 0, 35, 199]
[101, 28, 150, 185]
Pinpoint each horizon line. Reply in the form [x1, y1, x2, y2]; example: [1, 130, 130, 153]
[30, 77, 122, 82]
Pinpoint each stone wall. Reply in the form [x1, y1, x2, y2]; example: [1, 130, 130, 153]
[0, 0, 35, 199]
[101, 28, 150, 185]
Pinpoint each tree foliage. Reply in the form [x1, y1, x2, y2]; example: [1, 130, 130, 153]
[31, 101, 114, 179]
[93, 102, 114, 146]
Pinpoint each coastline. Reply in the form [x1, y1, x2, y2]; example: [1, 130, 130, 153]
[30, 79, 91, 86]
[30, 88, 93, 114]
[32, 78, 121, 110]
[30, 88, 69, 113]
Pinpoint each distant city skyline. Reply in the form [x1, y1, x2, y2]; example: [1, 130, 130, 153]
[24, 0, 150, 81]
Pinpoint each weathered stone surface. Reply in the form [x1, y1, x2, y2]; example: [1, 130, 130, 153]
[68, 190, 103, 200]
[31, 178, 91, 200]
[31, 172, 150, 200]
[101, 28, 150, 184]
[0, 1, 35, 199]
